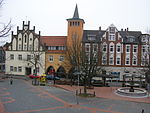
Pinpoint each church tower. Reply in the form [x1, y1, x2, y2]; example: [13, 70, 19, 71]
[67, 4, 85, 46]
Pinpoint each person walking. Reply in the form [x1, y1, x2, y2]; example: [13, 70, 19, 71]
[10, 76, 13, 85]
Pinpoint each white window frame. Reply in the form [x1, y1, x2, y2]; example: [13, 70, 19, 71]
[49, 55, 53, 62]
[125, 57, 130, 65]
[10, 66, 13, 71]
[103, 44, 107, 52]
[109, 57, 114, 65]
[18, 55, 22, 60]
[85, 43, 90, 52]
[102, 56, 107, 65]
[18, 66, 22, 72]
[126, 45, 130, 53]
[59, 55, 64, 61]
[116, 45, 121, 53]
[133, 45, 138, 53]
[132, 56, 137, 65]
[109, 45, 114, 53]
[10, 54, 14, 60]
[116, 57, 121, 65]
[109, 34, 115, 41]
[93, 44, 98, 52]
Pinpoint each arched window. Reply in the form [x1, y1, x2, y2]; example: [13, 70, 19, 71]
[24, 34, 27, 43]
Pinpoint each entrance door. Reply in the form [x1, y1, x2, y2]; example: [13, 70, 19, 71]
[25, 67, 31, 75]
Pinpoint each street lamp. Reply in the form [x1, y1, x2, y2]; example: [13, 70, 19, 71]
[73, 71, 81, 104]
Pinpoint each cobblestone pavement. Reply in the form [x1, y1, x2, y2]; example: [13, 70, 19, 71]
[0, 79, 150, 113]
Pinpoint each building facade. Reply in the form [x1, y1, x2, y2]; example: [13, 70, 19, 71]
[5, 21, 45, 76]
[5, 5, 150, 80]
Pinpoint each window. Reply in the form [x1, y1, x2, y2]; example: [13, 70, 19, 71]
[109, 27, 115, 33]
[133, 57, 137, 65]
[102, 56, 107, 65]
[116, 57, 121, 65]
[27, 55, 31, 61]
[78, 22, 80, 26]
[14, 67, 17, 72]
[116, 45, 121, 53]
[10, 66, 13, 71]
[142, 46, 146, 53]
[109, 57, 114, 65]
[103, 45, 107, 52]
[126, 57, 130, 65]
[110, 45, 114, 52]
[18, 55, 22, 60]
[85, 44, 90, 52]
[24, 34, 27, 43]
[19, 44, 22, 50]
[59, 56, 64, 61]
[10, 54, 14, 60]
[24, 45, 27, 50]
[87, 35, 96, 41]
[141, 58, 146, 65]
[29, 45, 32, 50]
[93, 44, 98, 52]
[126, 45, 130, 53]
[49, 55, 53, 62]
[18, 66, 22, 72]
[109, 34, 115, 41]
[133, 45, 138, 53]
[70, 22, 72, 26]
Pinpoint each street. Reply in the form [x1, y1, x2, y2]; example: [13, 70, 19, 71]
[0, 78, 150, 113]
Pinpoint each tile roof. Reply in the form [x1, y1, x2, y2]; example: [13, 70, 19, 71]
[40, 36, 67, 46]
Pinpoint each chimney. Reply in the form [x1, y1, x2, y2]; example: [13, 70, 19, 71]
[99, 26, 101, 31]
[121, 28, 123, 31]
[17, 26, 19, 30]
[127, 27, 129, 31]
[33, 26, 35, 31]
[125, 29, 126, 31]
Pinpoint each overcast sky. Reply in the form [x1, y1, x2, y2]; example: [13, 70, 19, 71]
[1, 0, 150, 38]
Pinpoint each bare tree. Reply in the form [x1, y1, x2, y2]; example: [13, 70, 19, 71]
[65, 36, 101, 94]
[26, 51, 44, 85]
[0, 0, 11, 38]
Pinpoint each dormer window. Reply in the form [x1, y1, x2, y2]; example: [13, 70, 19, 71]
[109, 27, 115, 33]
[87, 34, 96, 41]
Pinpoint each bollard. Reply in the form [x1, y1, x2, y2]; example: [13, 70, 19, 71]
[94, 91, 95, 96]
[76, 90, 78, 95]
[10, 79, 13, 85]
[80, 89, 81, 94]
[142, 109, 144, 113]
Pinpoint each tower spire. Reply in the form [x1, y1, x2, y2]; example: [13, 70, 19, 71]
[73, 4, 79, 18]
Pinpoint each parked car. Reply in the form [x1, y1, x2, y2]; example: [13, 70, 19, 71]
[46, 75, 60, 80]
[28, 74, 40, 79]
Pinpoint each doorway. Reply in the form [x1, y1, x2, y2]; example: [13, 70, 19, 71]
[25, 67, 31, 75]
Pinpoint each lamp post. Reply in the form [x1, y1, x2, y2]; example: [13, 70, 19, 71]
[73, 71, 81, 104]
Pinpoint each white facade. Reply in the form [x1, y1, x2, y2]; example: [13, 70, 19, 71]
[5, 51, 45, 75]
[5, 21, 45, 76]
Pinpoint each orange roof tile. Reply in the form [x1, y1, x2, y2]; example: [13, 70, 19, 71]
[40, 36, 67, 46]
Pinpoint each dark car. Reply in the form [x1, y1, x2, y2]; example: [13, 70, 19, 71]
[46, 75, 60, 80]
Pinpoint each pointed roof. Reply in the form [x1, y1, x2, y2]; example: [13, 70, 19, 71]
[67, 4, 84, 23]
[73, 4, 79, 19]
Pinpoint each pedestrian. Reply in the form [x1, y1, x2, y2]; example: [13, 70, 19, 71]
[142, 109, 144, 113]
[10, 78, 13, 85]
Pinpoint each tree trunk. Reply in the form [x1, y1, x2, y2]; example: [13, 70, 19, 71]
[83, 76, 87, 94]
